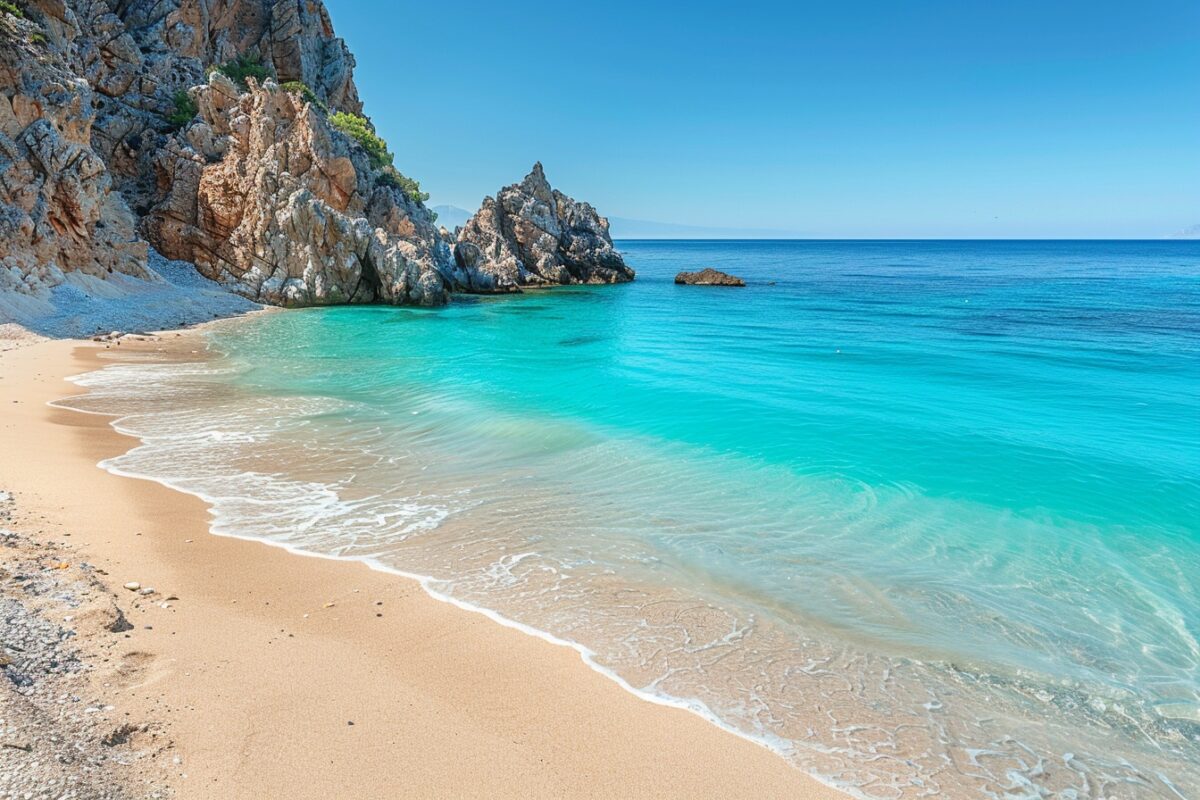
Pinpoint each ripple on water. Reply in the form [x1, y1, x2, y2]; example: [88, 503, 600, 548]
[56, 240, 1200, 799]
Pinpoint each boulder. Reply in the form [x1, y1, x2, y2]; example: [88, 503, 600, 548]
[452, 163, 634, 293]
[674, 268, 746, 287]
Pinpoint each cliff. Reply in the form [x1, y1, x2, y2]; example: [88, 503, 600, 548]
[0, 1, 628, 320]
[0, 0, 449, 311]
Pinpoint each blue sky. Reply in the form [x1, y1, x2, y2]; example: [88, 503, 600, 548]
[329, 1, 1199, 238]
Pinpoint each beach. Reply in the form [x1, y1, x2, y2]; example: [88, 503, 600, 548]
[0, 333, 842, 798]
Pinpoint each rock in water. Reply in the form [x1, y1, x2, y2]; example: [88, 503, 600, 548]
[674, 268, 746, 287]
[452, 163, 635, 293]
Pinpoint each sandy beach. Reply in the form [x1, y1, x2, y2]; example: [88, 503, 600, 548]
[0, 333, 843, 799]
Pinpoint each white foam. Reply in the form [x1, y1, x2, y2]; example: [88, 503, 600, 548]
[47, 372, 849, 797]
[51, 352, 1200, 799]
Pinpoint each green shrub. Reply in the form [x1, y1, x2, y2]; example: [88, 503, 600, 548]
[0, 1, 25, 18]
[166, 89, 197, 127]
[29, 30, 45, 45]
[329, 112, 392, 169]
[279, 80, 327, 112]
[376, 166, 430, 205]
[212, 53, 272, 90]
[328, 112, 427, 205]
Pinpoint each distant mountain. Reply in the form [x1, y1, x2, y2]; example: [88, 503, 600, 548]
[607, 216, 802, 240]
[431, 205, 473, 230]
[1168, 224, 1200, 239]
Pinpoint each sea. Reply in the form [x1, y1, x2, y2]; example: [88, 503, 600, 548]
[59, 240, 1200, 798]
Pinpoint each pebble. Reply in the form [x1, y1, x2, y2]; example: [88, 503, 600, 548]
[123, 582, 140, 591]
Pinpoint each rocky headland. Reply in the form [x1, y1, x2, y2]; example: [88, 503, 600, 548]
[452, 163, 634, 293]
[0, 0, 630, 333]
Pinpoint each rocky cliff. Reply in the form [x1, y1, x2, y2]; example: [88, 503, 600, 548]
[146, 73, 449, 305]
[1, 2, 628, 317]
[0, 0, 450, 309]
[453, 163, 634, 293]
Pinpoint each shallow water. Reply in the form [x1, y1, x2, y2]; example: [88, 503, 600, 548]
[63, 241, 1200, 798]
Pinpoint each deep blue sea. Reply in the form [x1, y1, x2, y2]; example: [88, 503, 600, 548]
[66, 241, 1200, 798]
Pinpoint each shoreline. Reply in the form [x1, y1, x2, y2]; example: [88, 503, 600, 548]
[0, 331, 845, 799]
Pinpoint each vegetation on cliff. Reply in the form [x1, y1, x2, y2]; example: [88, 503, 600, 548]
[280, 81, 327, 112]
[166, 90, 198, 128]
[209, 53, 273, 90]
[329, 112, 428, 204]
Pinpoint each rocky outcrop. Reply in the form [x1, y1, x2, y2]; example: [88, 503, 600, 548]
[146, 74, 450, 306]
[674, 268, 745, 287]
[0, 9, 149, 298]
[2, 0, 450, 309]
[452, 163, 634, 293]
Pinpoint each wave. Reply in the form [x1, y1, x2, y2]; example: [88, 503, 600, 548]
[52, 320, 1200, 799]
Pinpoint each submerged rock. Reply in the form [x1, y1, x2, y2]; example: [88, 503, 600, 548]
[452, 163, 634, 293]
[674, 268, 746, 287]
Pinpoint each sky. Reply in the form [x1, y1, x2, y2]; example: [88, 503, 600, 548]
[328, 1, 1200, 238]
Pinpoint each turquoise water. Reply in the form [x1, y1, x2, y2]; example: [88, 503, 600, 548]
[68, 241, 1200, 798]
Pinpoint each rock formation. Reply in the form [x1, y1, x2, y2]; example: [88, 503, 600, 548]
[0, 6, 150, 298]
[146, 74, 449, 306]
[674, 268, 745, 287]
[452, 163, 634, 293]
[1, 0, 450, 308]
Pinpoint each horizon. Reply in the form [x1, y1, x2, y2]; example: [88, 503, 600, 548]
[609, 237, 1200, 241]
[329, 1, 1200, 240]
[429, 203, 1200, 241]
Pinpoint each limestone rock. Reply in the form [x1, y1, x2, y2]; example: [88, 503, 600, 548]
[674, 268, 746, 287]
[3, 3, 623, 312]
[1, 0, 446, 308]
[0, 14, 149, 297]
[452, 163, 634, 293]
[146, 75, 450, 306]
